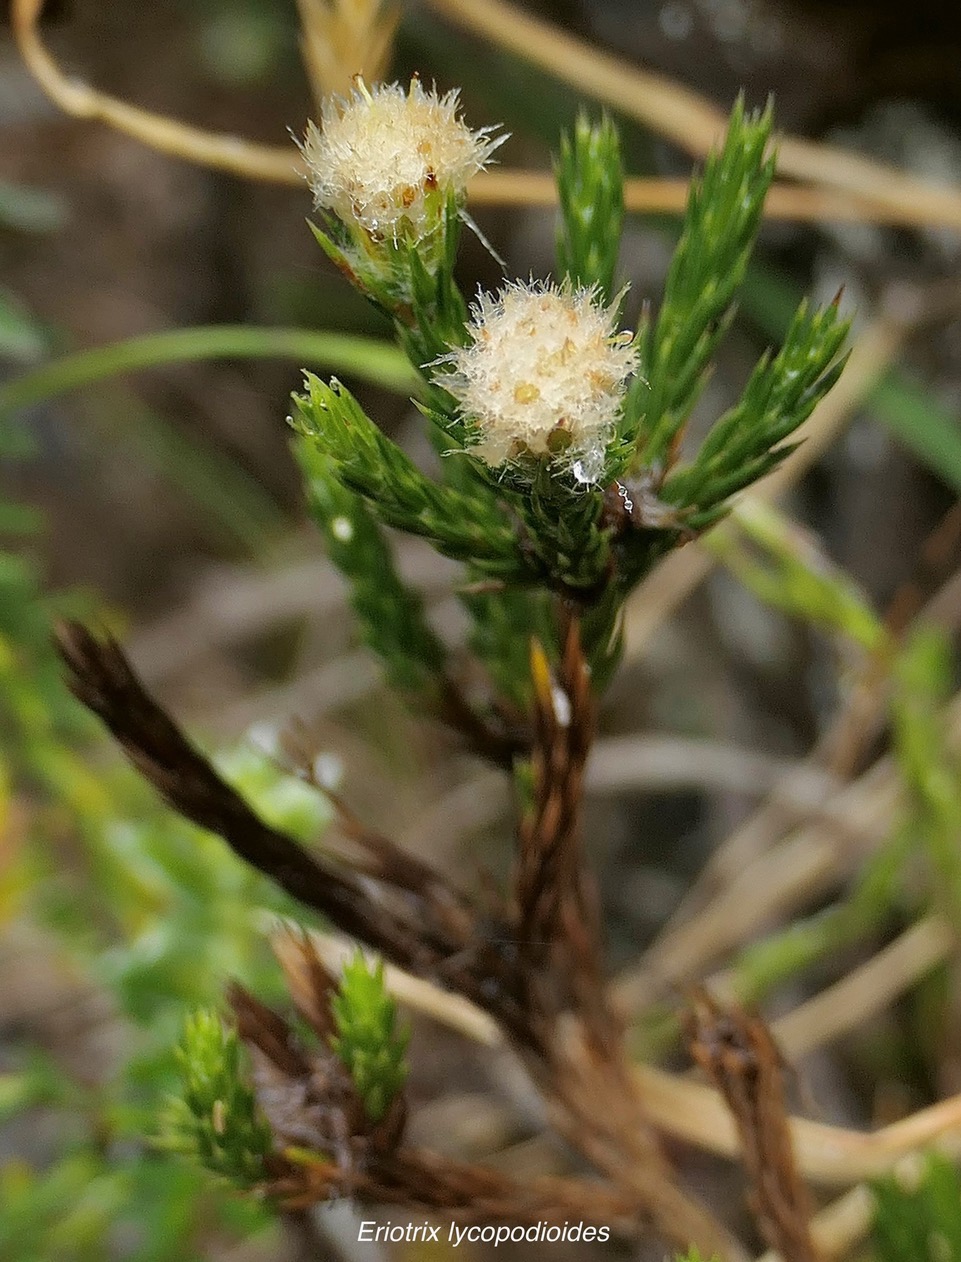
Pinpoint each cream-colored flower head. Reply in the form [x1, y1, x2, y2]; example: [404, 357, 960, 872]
[433, 280, 638, 483]
[301, 77, 504, 243]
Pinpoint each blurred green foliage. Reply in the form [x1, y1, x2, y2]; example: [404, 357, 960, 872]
[872, 1153, 961, 1261]
[0, 414, 328, 1256]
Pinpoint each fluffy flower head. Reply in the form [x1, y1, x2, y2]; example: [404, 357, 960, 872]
[301, 77, 503, 242]
[433, 280, 638, 481]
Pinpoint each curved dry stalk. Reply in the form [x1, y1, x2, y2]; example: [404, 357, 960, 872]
[473, 172, 952, 229]
[689, 913, 952, 1061]
[614, 678, 961, 1017]
[654, 658, 891, 938]
[12, 0, 303, 184]
[612, 756, 899, 1014]
[587, 735, 837, 802]
[757, 1185, 874, 1261]
[423, 0, 961, 231]
[14, 0, 961, 235]
[769, 916, 954, 1060]
[637, 1058, 961, 1188]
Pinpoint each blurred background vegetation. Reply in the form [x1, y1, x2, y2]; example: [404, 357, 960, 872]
[4, 0, 961, 1259]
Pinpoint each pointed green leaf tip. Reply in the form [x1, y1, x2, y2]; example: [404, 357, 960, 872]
[555, 112, 624, 304]
[330, 952, 410, 1124]
[624, 94, 777, 466]
[157, 1010, 271, 1188]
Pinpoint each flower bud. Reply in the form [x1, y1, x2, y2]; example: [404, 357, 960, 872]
[300, 77, 504, 293]
[432, 280, 638, 484]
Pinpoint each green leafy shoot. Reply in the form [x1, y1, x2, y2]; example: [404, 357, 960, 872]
[872, 1152, 961, 1261]
[309, 189, 470, 367]
[519, 460, 614, 592]
[662, 297, 850, 527]
[555, 112, 624, 305]
[292, 373, 530, 579]
[743, 264, 961, 496]
[157, 1011, 272, 1189]
[624, 95, 776, 465]
[296, 437, 449, 698]
[306, 216, 417, 319]
[0, 403, 285, 1251]
[330, 953, 409, 1125]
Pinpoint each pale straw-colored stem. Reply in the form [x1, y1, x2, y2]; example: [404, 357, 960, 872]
[12, 0, 304, 184]
[474, 172, 956, 230]
[769, 915, 954, 1060]
[611, 681, 959, 1014]
[614, 684, 961, 1015]
[612, 759, 899, 1014]
[424, 0, 961, 230]
[14, 0, 961, 233]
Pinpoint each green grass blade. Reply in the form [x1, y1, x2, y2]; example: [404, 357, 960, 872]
[871, 375, 961, 496]
[0, 325, 419, 417]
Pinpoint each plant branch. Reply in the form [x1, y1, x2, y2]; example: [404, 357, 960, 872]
[53, 621, 538, 1047]
[685, 991, 822, 1261]
[55, 622, 743, 1259]
[323, 925, 961, 1189]
[514, 613, 616, 1048]
[621, 305, 910, 661]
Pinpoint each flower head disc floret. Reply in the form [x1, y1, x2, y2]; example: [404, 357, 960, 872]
[433, 280, 639, 482]
[301, 77, 504, 244]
